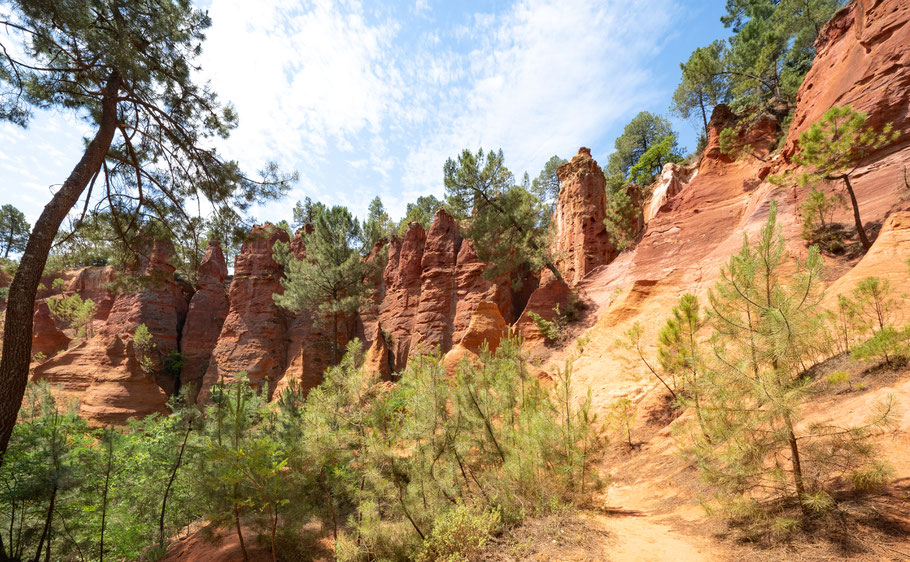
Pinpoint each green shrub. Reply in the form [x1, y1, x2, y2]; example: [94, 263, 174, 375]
[47, 293, 96, 337]
[826, 370, 850, 387]
[417, 505, 501, 562]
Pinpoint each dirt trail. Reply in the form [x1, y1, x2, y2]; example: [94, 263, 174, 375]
[599, 513, 723, 561]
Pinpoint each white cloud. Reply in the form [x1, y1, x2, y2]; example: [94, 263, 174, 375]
[400, 0, 678, 196]
[200, 0, 402, 168]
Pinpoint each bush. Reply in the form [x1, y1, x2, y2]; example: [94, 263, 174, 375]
[47, 293, 96, 337]
[417, 505, 501, 562]
[826, 370, 850, 387]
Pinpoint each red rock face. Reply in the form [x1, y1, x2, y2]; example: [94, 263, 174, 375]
[411, 209, 462, 356]
[784, 0, 910, 159]
[180, 242, 229, 399]
[443, 301, 508, 372]
[198, 225, 290, 400]
[362, 325, 394, 381]
[378, 222, 426, 370]
[31, 300, 70, 359]
[66, 266, 117, 321]
[452, 240, 513, 345]
[32, 239, 188, 425]
[514, 278, 571, 345]
[555, 147, 615, 285]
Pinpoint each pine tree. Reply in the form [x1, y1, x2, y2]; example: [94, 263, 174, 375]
[0, 205, 29, 259]
[789, 106, 898, 251]
[444, 148, 560, 283]
[696, 202, 891, 521]
[0, 0, 294, 456]
[274, 205, 367, 363]
[530, 155, 567, 221]
[362, 196, 394, 251]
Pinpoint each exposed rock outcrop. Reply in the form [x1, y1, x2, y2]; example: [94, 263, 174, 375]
[644, 162, 698, 223]
[554, 147, 614, 285]
[32, 239, 188, 425]
[443, 301, 508, 372]
[514, 278, 571, 345]
[179, 242, 229, 398]
[411, 209, 462, 356]
[31, 300, 70, 359]
[452, 240, 513, 345]
[363, 325, 394, 380]
[65, 266, 117, 321]
[199, 225, 289, 400]
[784, 0, 910, 158]
[377, 222, 426, 370]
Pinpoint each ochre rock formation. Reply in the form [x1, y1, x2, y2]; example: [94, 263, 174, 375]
[377, 222, 427, 370]
[514, 278, 571, 345]
[32, 239, 188, 425]
[31, 300, 70, 359]
[179, 241, 229, 398]
[199, 225, 289, 400]
[784, 0, 910, 158]
[824, 211, 910, 305]
[452, 240, 513, 345]
[554, 147, 614, 285]
[411, 209, 462, 356]
[644, 162, 698, 223]
[443, 301, 508, 372]
[362, 326, 394, 381]
[65, 266, 117, 321]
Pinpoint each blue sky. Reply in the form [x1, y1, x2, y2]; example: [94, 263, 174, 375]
[0, 0, 730, 229]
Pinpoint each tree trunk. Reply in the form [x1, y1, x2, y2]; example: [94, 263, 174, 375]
[159, 426, 191, 546]
[32, 485, 57, 562]
[0, 73, 120, 458]
[233, 504, 249, 562]
[785, 416, 808, 514]
[99, 428, 114, 561]
[839, 174, 872, 251]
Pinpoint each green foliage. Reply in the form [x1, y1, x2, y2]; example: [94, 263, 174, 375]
[292, 196, 327, 230]
[398, 194, 445, 235]
[47, 293, 96, 338]
[608, 398, 637, 449]
[798, 187, 846, 243]
[444, 148, 515, 220]
[444, 148, 555, 284]
[0, 204, 29, 258]
[0, 0, 294, 261]
[691, 201, 892, 518]
[605, 112, 680, 184]
[528, 296, 585, 345]
[851, 326, 910, 368]
[851, 276, 899, 335]
[673, 0, 843, 133]
[793, 107, 898, 183]
[826, 370, 850, 387]
[196, 376, 283, 560]
[627, 135, 683, 186]
[133, 323, 155, 373]
[279, 336, 606, 559]
[603, 184, 644, 252]
[416, 504, 501, 562]
[274, 204, 367, 362]
[530, 155, 568, 221]
[362, 196, 395, 251]
[671, 40, 730, 135]
[657, 294, 704, 416]
[781, 106, 899, 250]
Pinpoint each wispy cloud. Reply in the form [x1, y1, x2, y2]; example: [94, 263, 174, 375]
[1, 0, 685, 227]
